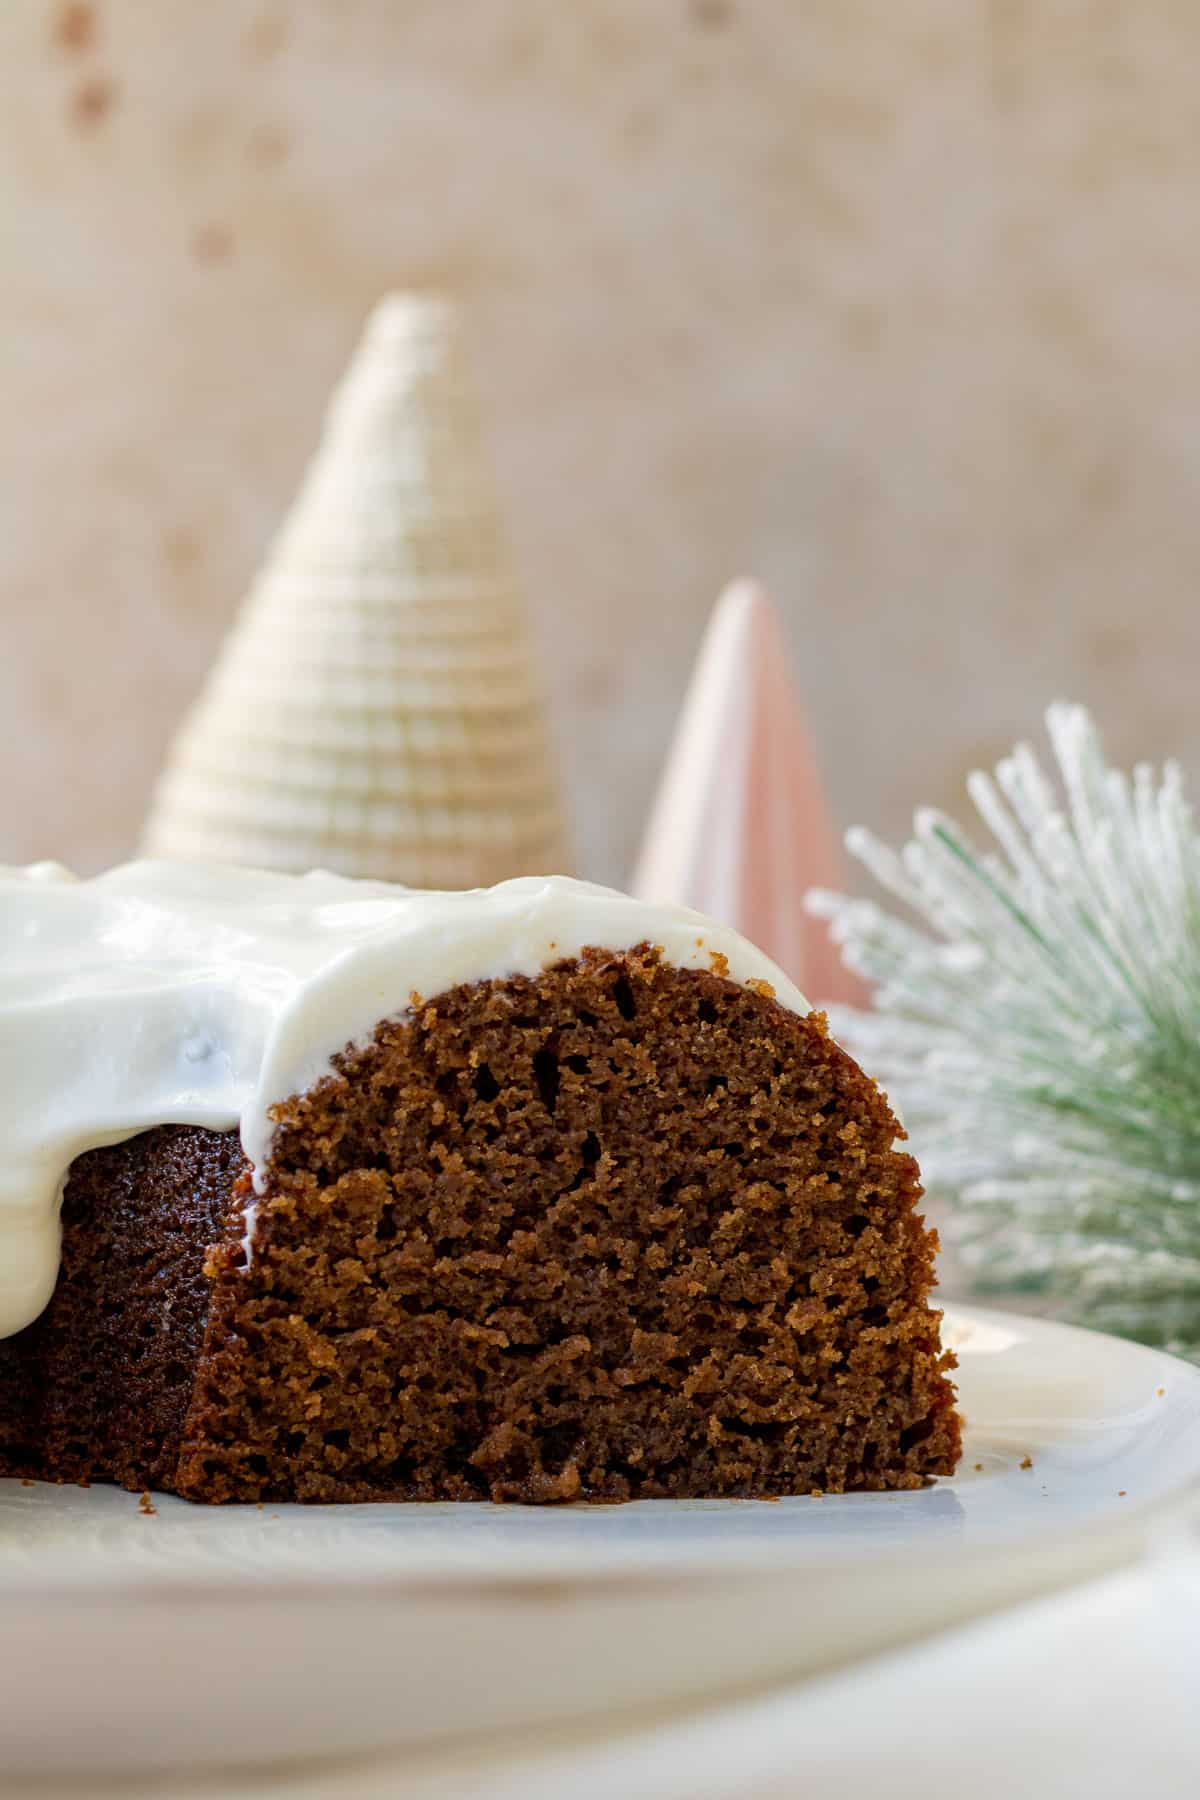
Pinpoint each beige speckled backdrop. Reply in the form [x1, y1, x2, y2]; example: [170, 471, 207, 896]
[3, 0, 1199, 883]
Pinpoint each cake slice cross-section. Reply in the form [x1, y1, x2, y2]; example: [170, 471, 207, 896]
[0, 864, 961, 1501]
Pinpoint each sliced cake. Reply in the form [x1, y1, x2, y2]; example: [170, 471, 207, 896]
[0, 864, 961, 1501]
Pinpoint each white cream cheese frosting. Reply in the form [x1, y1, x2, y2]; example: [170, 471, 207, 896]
[0, 862, 809, 1341]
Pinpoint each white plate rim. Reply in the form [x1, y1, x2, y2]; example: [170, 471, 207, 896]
[2, 1302, 1198, 1599]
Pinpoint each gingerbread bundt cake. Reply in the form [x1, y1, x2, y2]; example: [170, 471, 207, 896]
[0, 863, 960, 1502]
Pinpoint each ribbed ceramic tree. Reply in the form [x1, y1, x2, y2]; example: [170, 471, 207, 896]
[631, 578, 856, 1003]
[143, 293, 571, 888]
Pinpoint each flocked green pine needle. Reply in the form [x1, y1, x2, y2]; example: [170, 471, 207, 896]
[807, 703, 1200, 1356]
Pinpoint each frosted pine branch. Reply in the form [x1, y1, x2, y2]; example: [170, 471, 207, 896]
[808, 704, 1200, 1355]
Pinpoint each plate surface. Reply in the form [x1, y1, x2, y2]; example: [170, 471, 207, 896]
[2, 1303, 1198, 1776]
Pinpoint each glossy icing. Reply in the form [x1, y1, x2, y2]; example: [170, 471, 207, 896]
[0, 862, 807, 1337]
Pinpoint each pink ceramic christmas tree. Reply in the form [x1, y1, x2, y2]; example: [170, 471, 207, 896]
[631, 579, 858, 1004]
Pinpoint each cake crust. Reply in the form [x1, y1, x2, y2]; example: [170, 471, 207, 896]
[0, 947, 961, 1502]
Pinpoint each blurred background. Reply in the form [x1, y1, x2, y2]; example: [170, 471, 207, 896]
[3, 0, 1199, 884]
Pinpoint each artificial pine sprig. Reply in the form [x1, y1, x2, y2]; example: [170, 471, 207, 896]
[808, 704, 1200, 1355]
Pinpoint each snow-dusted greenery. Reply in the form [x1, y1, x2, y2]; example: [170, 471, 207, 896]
[808, 704, 1200, 1355]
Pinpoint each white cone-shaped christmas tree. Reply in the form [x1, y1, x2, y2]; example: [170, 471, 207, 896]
[631, 578, 855, 1003]
[143, 293, 571, 888]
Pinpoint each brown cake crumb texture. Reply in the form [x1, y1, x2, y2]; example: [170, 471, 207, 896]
[0, 947, 960, 1503]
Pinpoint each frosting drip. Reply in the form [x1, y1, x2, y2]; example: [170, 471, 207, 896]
[0, 862, 807, 1339]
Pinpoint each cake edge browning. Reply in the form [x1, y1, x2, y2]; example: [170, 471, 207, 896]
[0, 1126, 245, 1490]
[0, 947, 962, 1502]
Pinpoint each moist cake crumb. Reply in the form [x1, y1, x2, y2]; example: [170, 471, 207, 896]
[0, 945, 960, 1503]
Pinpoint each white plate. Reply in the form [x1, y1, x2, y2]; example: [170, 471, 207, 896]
[2, 1303, 1198, 1778]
